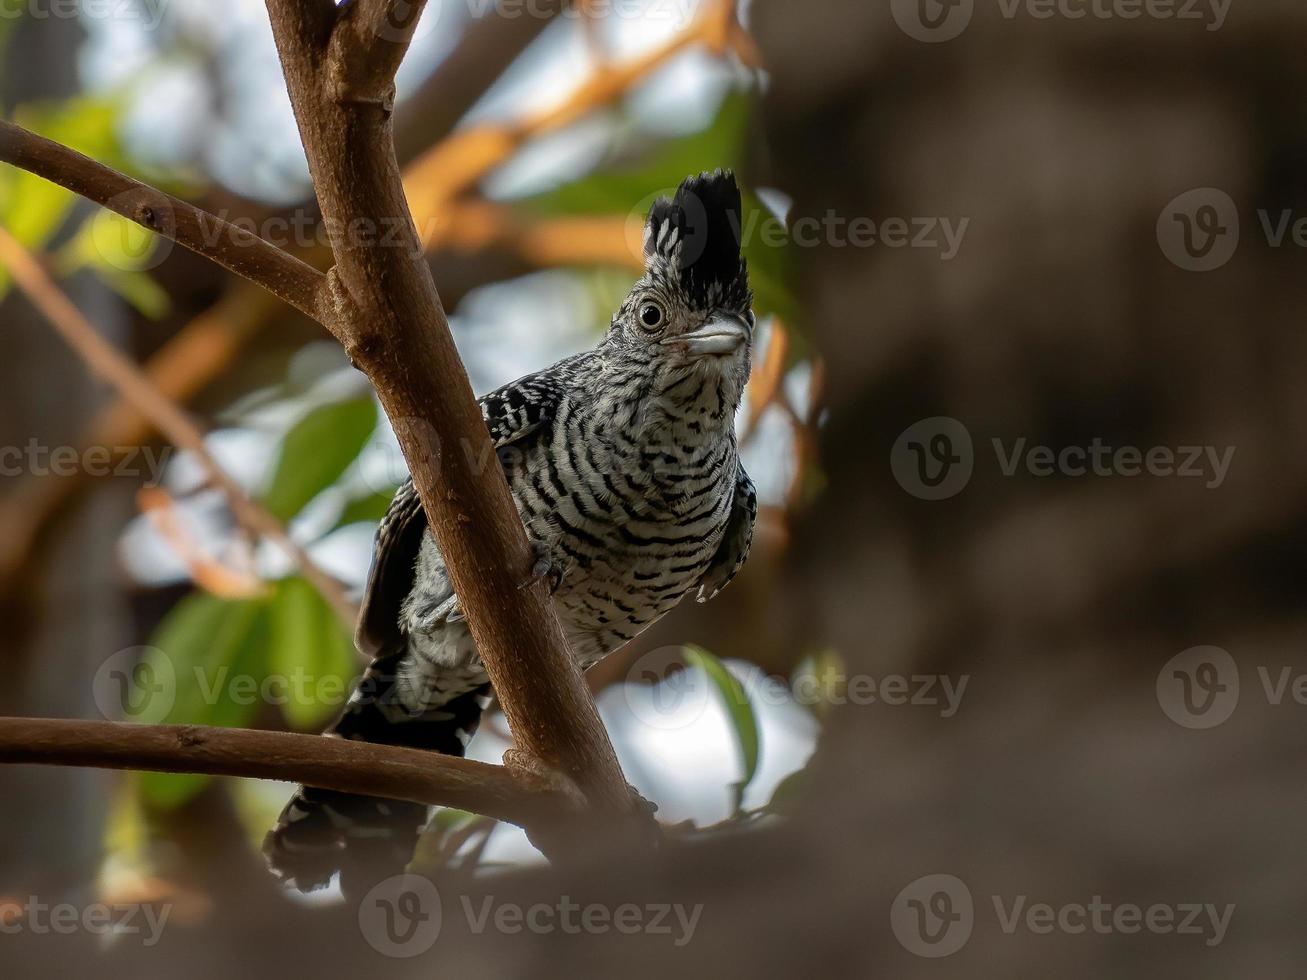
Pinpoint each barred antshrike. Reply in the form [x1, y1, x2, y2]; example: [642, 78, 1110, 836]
[266, 170, 758, 893]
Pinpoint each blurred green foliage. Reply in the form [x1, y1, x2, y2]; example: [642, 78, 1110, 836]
[261, 397, 378, 521]
[0, 97, 170, 314]
[136, 580, 359, 809]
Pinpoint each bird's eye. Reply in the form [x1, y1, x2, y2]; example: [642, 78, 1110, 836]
[639, 302, 665, 330]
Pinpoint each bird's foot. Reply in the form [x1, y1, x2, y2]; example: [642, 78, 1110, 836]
[519, 541, 567, 595]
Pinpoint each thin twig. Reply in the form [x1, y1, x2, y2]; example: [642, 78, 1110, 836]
[0, 226, 358, 626]
[0, 120, 327, 320]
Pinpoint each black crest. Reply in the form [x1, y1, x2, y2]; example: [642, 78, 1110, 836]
[644, 169, 749, 310]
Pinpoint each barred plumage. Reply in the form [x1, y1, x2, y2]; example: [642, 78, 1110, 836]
[266, 170, 758, 894]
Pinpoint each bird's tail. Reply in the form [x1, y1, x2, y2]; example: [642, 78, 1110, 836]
[263, 651, 491, 896]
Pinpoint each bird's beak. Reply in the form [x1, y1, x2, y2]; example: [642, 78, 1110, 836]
[665, 316, 752, 356]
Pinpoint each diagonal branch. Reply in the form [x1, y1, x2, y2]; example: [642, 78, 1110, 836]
[0, 717, 573, 829]
[0, 226, 358, 627]
[0, 120, 328, 320]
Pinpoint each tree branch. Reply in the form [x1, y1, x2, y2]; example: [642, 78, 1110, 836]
[329, 0, 430, 106]
[0, 717, 571, 829]
[0, 226, 358, 627]
[0, 120, 327, 320]
[263, 0, 652, 851]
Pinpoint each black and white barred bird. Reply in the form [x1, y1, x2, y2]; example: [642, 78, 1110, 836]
[265, 170, 758, 894]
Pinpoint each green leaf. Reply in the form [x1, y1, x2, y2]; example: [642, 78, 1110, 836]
[268, 577, 360, 730]
[0, 98, 125, 298]
[52, 211, 169, 317]
[96, 267, 171, 318]
[138, 594, 271, 809]
[262, 398, 377, 521]
[684, 645, 760, 814]
[335, 489, 397, 530]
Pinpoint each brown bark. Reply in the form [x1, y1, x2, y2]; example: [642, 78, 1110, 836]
[0, 718, 570, 828]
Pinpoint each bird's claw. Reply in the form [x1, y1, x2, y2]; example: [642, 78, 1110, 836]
[519, 542, 567, 595]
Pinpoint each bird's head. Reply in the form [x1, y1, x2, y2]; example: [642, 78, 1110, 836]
[607, 170, 755, 390]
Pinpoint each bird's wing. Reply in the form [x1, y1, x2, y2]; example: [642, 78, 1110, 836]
[695, 461, 758, 604]
[353, 366, 575, 657]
